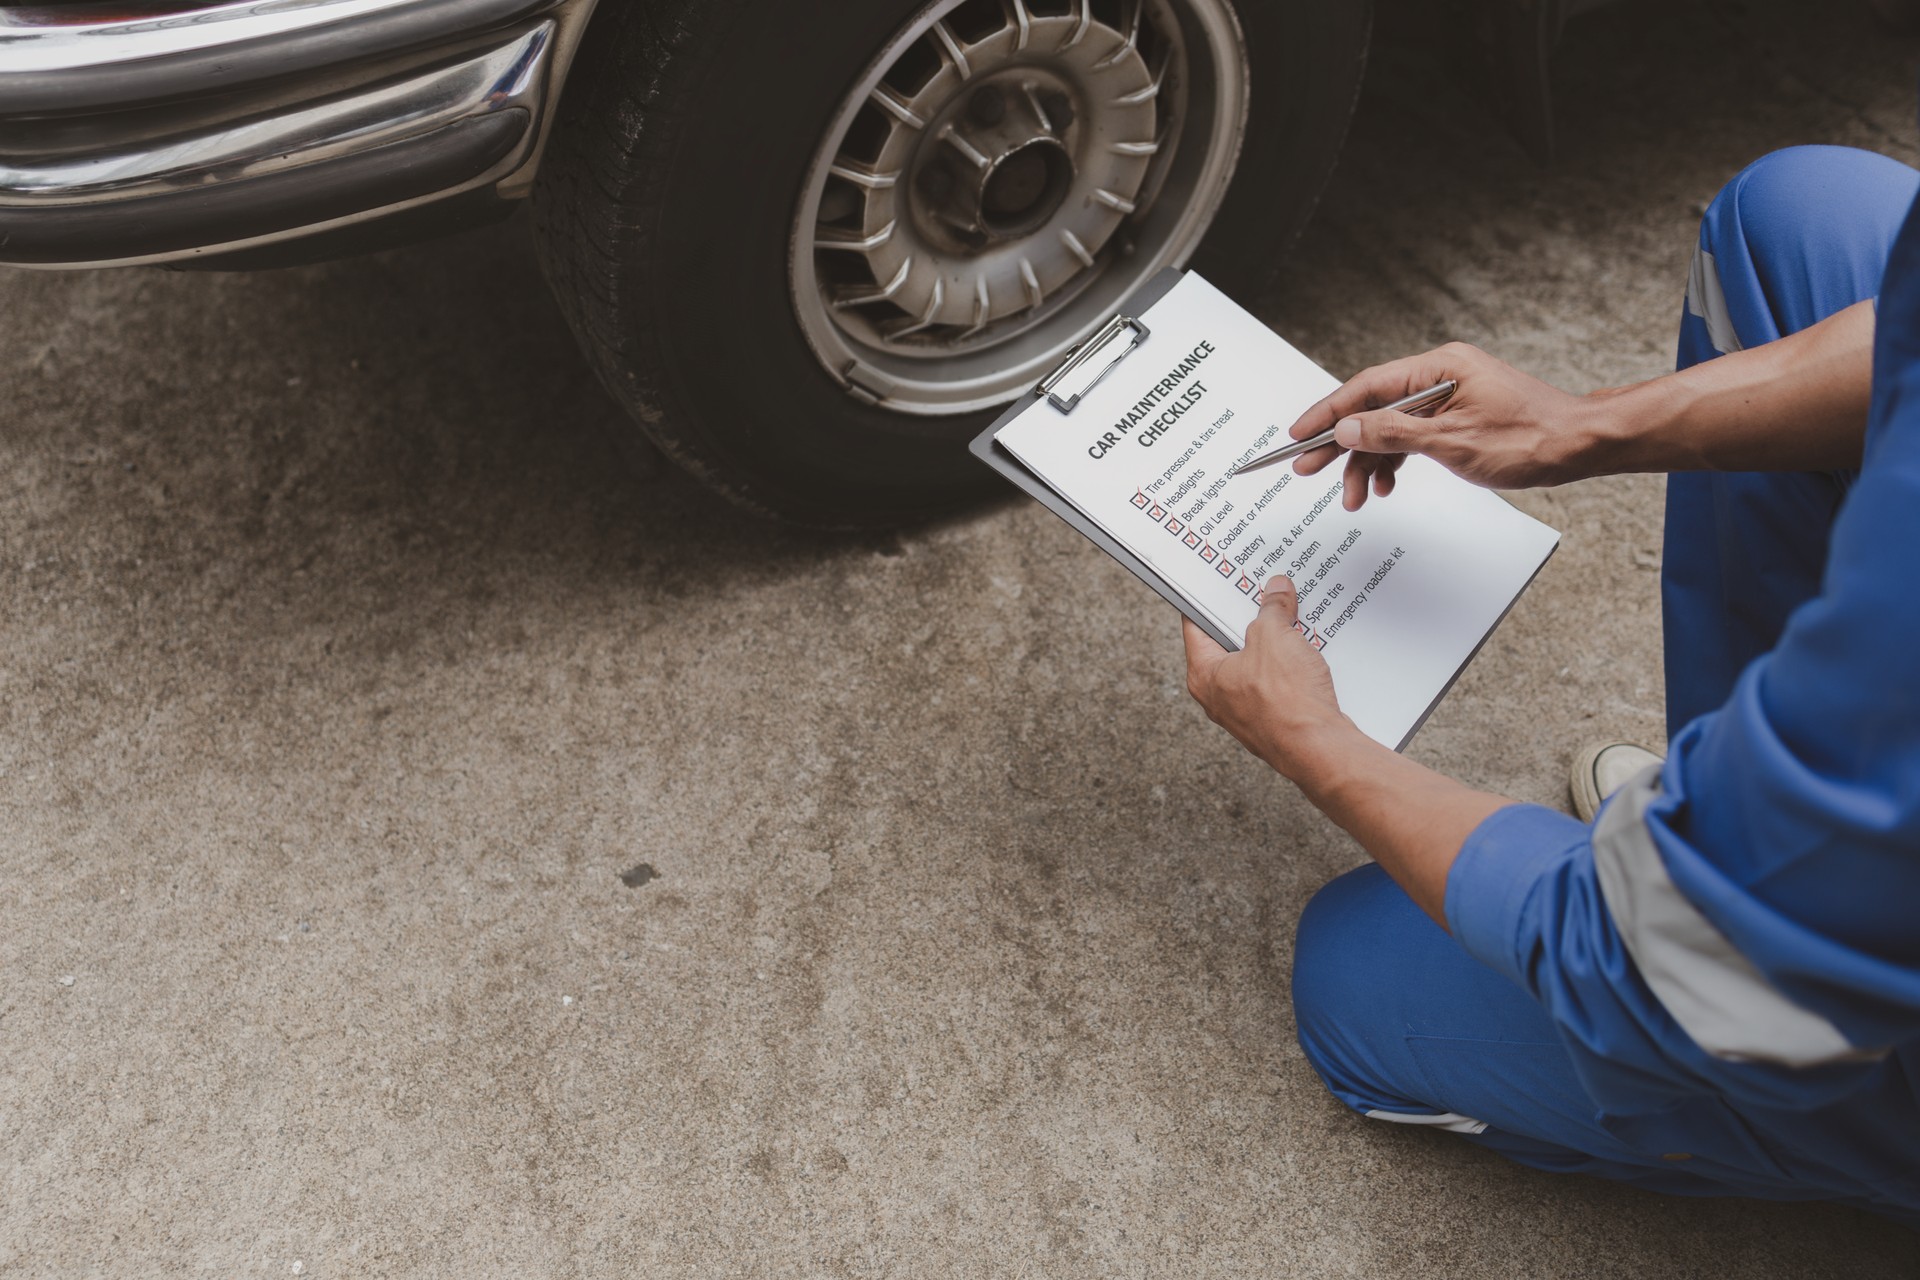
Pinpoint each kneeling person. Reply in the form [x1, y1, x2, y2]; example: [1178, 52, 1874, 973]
[1183, 145, 1920, 1224]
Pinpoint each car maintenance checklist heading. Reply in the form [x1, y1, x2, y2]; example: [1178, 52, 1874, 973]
[991, 272, 1561, 749]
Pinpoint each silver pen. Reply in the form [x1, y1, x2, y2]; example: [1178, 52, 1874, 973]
[1225, 380, 1458, 479]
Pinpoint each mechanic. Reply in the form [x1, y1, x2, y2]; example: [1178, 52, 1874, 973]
[1181, 144, 1920, 1223]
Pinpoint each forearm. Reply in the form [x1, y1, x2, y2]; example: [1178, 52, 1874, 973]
[1577, 300, 1875, 476]
[1274, 725, 1514, 927]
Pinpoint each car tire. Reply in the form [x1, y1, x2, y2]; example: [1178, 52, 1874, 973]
[534, 0, 1370, 527]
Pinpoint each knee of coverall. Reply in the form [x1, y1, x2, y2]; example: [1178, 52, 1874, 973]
[1665, 147, 1912, 727]
[1291, 864, 1427, 1115]
[1687, 144, 1919, 364]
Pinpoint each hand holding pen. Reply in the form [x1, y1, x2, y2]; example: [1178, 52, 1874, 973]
[1227, 381, 1456, 478]
[1237, 343, 1600, 512]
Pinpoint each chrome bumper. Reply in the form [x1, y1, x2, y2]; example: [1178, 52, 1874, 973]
[0, 0, 600, 267]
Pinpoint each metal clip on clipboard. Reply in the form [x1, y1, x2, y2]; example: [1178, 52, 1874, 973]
[1035, 313, 1151, 414]
[968, 269, 1239, 653]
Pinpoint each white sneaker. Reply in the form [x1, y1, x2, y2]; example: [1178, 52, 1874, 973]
[1570, 741, 1665, 823]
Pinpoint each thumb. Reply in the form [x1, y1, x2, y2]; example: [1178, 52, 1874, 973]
[1333, 409, 1428, 456]
[1258, 574, 1300, 628]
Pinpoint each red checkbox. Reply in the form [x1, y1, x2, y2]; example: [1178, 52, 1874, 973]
[1237, 576, 1255, 594]
[1216, 557, 1234, 577]
[1132, 492, 1150, 509]
[1148, 504, 1166, 520]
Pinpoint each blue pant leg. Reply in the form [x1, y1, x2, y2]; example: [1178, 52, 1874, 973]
[1292, 866, 1808, 1200]
[1662, 146, 1918, 732]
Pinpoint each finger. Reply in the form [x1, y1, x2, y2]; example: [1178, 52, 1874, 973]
[1341, 451, 1373, 512]
[1283, 350, 1461, 444]
[1373, 454, 1404, 498]
[1291, 442, 1344, 477]
[1332, 408, 1430, 459]
[1183, 616, 1227, 672]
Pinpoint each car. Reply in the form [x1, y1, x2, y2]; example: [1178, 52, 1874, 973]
[0, 0, 1574, 526]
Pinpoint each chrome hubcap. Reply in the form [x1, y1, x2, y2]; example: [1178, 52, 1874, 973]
[916, 82, 1078, 245]
[792, 0, 1248, 415]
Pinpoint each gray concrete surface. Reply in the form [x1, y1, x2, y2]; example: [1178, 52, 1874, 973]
[4, 0, 1919, 1274]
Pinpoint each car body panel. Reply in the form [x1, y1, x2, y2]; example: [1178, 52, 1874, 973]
[0, 0, 599, 267]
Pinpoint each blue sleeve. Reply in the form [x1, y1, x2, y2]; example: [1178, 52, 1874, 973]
[1445, 804, 1887, 1113]
[1445, 804, 1691, 1110]
[1652, 223, 1920, 1052]
[1446, 804, 1592, 992]
[1646, 446, 1920, 1056]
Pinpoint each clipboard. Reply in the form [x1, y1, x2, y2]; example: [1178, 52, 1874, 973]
[967, 267, 1241, 651]
[969, 266, 1561, 752]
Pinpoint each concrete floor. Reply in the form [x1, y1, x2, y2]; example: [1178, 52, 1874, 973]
[4, 0, 1918, 1274]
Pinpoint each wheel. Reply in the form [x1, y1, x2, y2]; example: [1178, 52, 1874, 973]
[535, 0, 1371, 527]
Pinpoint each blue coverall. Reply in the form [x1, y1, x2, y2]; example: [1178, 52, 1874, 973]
[1291, 145, 1920, 1224]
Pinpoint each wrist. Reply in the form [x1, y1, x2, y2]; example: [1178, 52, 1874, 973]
[1260, 713, 1374, 791]
[1571, 377, 1701, 477]
[1563, 385, 1647, 478]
